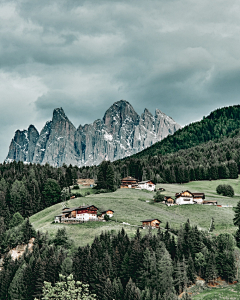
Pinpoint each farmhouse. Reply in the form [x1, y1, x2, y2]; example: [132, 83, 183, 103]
[141, 219, 161, 229]
[121, 176, 138, 188]
[175, 191, 205, 205]
[137, 180, 155, 191]
[55, 205, 98, 223]
[175, 191, 195, 205]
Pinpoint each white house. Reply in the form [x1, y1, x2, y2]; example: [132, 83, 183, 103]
[137, 180, 155, 191]
[175, 191, 195, 205]
[175, 191, 205, 205]
[192, 193, 205, 204]
[55, 205, 98, 223]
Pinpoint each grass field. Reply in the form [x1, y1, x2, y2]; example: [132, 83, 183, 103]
[192, 283, 240, 299]
[29, 177, 240, 248]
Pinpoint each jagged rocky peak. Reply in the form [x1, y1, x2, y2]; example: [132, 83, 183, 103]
[6, 100, 181, 167]
[27, 125, 39, 141]
[52, 107, 70, 123]
[103, 100, 139, 130]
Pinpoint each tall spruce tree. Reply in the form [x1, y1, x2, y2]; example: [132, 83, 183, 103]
[106, 164, 115, 191]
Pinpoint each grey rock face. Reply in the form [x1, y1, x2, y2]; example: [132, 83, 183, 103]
[6, 125, 39, 163]
[6, 100, 181, 166]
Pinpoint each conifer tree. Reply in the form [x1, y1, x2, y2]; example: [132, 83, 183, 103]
[233, 201, 240, 227]
[187, 255, 196, 285]
[205, 253, 217, 283]
[61, 257, 73, 276]
[33, 257, 45, 299]
[8, 262, 27, 300]
[157, 248, 174, 296]
[112, 278, 123, 300]
[128, 238, 142, 283]
[235, 227, 240, 248]
[103, 278, 113, 300]
[42, 178, 61, 207]
[138, 248, 153, 290]
[22, 218, 36, 243]
[106, 164, 115, 191]
[141, 288, 151, 300]
[124, 278, 141, 300]
[0, 191, 10, 227]
[120, 253, 130, 286]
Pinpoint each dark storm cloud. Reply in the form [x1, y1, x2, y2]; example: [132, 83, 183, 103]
[1, 0, 240, 161]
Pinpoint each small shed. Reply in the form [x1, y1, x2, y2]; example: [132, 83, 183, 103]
[55, 214, 63, 223]
[203, 200, 217, 205]
[141, 219, 161, 228]
[164, 196, 175, 206]
[101, 210, 114, 218]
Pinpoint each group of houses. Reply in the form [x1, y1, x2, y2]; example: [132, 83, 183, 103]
[55, 205, 114, 223]
[120, 176, 155, 191]
[54, 205, 162, 229]
[164, 190, 217, 206]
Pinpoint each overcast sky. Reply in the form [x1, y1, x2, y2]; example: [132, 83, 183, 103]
[1, 0, 240, 162]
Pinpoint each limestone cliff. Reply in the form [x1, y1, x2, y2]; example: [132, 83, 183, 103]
[6, 100, 181, 166]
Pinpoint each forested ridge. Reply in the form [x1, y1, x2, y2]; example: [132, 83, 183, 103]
[0, 161, 97, 232]
[133, 105, 240, 158]
[0, 223, 237, 299]
[96, 106, 240, 186]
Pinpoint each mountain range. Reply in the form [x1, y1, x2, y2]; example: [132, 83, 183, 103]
[5, 100, 181, 167]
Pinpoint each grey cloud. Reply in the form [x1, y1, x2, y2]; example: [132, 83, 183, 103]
[1, 0, 240, 162]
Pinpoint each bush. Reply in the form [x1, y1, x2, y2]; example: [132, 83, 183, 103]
[216, 184, 234, 197]
[153, 191, 165, 202]
[72, 185, 80, 190]
[104, 214, 110, 222]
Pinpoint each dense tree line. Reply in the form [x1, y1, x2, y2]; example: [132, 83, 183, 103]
[134, 105, 240, 158]
[108, 132, 240, 185]
[0, 161, 99, 233]
[0, 222, 237, 299]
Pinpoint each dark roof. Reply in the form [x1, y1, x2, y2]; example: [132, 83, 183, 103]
[62, 207, 79, 213]
[192, 193, 205, 197]
[62, 205, 98, 213]
[121, 176, 138, 181]
[138, 180, 154, 184]
[141, 219, 161, 223]
[79, 205, 98, 210]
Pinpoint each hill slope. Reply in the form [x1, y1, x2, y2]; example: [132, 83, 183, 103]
[30, 178, 240, 247]
[133, 105, 240, 158]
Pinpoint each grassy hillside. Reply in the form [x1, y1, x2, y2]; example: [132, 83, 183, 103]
[192, 283, 240, 299]
[30, 177, 240, 247]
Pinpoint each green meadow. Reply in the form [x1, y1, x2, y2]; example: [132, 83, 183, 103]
[192, 283, 240, 299]
[30, 177, 240, 247]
